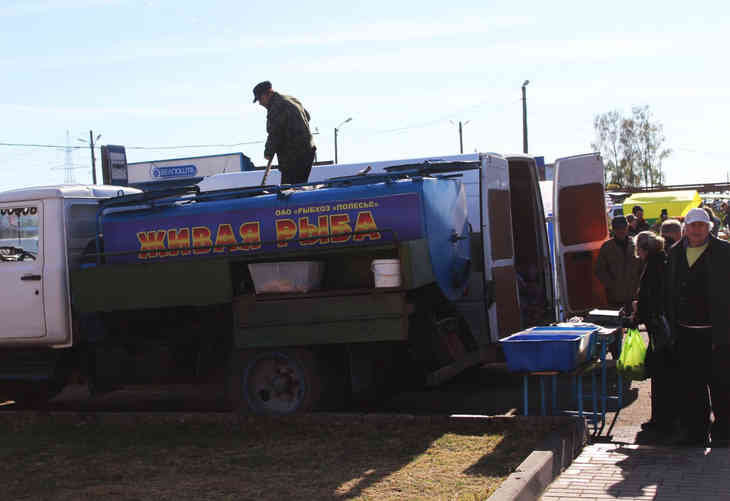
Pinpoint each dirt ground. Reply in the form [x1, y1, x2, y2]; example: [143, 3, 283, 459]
[0, 416, 553, 501]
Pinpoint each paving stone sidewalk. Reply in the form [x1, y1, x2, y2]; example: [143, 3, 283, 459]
[541, 442, 730, 500]
[541, 376, 730, 500]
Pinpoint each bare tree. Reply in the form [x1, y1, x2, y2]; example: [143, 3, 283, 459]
[591, 110, 622, 185]
[592, 106, 671, 188]
[620, 116, 641, 187]
[629, 105, 671, 188]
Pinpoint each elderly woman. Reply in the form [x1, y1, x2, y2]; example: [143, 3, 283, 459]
[632, 230, 676, 436]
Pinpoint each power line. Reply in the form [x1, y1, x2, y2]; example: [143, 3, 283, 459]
[124, 140, 265, 150]
[0, 97, 521, 149]
[0, 142, 85, 150]
[0, 98, 525, 151]
[675, 147, 730, 156]
[0, 139, 265, 150]
[356, 97, 520, 137]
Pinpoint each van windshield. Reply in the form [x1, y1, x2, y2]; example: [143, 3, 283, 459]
[0, 206, 39, 262]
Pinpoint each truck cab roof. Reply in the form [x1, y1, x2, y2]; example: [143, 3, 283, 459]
[0, 184, 141, 203]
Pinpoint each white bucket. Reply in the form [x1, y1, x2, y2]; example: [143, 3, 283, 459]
[372, 259, 401, 288]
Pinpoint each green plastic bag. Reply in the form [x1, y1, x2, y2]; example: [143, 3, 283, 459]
[617, 328, 648, 381]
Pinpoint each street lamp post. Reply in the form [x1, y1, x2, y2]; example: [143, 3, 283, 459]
[521, 80, 530, 154]
[450, 120, 471, 154]
[334, 117, 352, 164]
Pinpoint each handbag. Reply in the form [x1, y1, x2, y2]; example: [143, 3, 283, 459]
[648, 313, 673, 350]
[617, 328, 648, 381]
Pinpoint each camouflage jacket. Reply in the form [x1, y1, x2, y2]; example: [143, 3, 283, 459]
[264, 92, 315, 160]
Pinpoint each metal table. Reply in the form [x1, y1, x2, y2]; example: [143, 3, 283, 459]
[520, 325, 622, 432]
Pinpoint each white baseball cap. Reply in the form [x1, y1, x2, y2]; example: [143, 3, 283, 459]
[685, 207, 713, 229]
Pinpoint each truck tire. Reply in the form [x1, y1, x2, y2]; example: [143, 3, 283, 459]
[227, 348, 323, 415]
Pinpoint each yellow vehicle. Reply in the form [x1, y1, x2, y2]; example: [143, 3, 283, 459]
[622, 190, 702, 225]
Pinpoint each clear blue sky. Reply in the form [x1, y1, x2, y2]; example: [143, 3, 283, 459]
[1, 0, 728, 190]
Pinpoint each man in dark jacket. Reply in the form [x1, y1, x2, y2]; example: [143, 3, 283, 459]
[595, 216, 642, 311]
[253, 81, 316, 185]
[660, 219, 682, 249]
[665, 208, 730, 446]
[632, 205, 651, 234]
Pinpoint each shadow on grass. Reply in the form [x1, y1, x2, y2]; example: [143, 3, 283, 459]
[381, 365, 639, 419]
[0, 417, 550, 501]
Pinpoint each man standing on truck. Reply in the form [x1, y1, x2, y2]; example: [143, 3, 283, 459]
[253, 80, 316, 185]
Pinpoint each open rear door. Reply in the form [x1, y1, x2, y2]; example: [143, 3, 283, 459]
[480, 155, 521, 341]
[553, 153, 609, 316]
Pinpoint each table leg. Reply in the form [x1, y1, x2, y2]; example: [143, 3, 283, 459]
[577, 376, 583, 418]
[617, 330, 624, 409]
[552, 374, 558, 415]
[540, 376, 546, 416]
[601, 338, 607, 424]
[618, 372, 623, 409]
[592, 370, 599, 433]
[523, 374, 528, 416]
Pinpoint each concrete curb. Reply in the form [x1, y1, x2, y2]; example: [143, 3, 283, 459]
[0, 410, 586, 429]
[488, 416, 587, 501]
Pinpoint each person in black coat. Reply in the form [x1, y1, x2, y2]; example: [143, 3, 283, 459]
[665, 208, 730, 446]
[631, 230, 676, 435]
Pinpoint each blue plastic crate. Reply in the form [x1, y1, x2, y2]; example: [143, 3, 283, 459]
[500, 330, 595, 373]
[529, 326, 600, 359]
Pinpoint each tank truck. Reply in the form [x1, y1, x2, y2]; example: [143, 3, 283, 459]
[0, 152, 608, 413]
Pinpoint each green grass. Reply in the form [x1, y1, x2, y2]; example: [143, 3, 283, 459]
[0, 418, 547, 500]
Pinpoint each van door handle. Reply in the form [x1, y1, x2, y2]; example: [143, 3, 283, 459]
[21, 274, 41, 281]
[449, 230, 468, 243]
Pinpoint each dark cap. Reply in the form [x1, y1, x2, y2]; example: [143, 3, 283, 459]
[612, 215, 628, 228]
[632, 205, 643, 214]
[252, 81, 272, 103]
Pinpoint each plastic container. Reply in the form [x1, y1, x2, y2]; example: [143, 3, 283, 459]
[529, 325, 600, 359]
[247, 261, 325, 294]
[371, 259, 401, 288]
[500, 329, 596, 373]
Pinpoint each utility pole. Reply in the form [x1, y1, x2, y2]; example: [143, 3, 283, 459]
[334, 128, 339, 164]
[78, 130, 101, 184]
[450, 120, 470, 154]
[458, 121, 463, 154]
[521, 80, 530, 154]
[88, 130, 97, 184]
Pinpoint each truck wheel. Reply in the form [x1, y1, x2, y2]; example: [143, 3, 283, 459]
[228, 348, 322, 415]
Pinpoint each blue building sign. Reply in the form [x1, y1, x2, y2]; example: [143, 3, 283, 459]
[150, 165, 198, 179]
